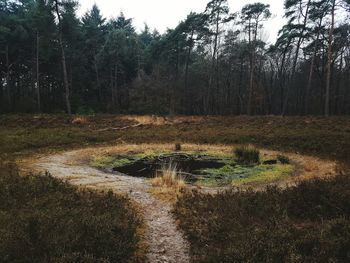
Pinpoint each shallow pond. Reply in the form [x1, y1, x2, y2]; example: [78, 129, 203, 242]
[91, 152, 294, 187]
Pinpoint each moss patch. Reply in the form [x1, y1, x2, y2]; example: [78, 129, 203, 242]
[196, 164, 295, 187]
[233, 164, 295, 186]
[90, 156, 135, 169]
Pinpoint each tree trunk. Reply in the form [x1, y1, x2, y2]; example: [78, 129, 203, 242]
[247, 19, 253, 115]
[325, 0, 336, 117]
[36, 31, 41, 112]
[5, 44, 11, 109]
[283, 0, 311, 116]
[115, 63, 118, 110]
[184, 30, 194, 113]
[279, 41, 290, 114]
[248, 19, 258, 115]
[110, 67, 115, 106]
[305, 17, 323, 115]
[55, 0, 71, 114]
[94, 58, 101, 101]
[334, 50, 343, 114]
[207, 9, 220, 114]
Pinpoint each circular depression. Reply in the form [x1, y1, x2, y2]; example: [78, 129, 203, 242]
[80, 144, 335, 188]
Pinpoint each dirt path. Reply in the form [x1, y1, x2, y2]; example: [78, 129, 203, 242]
[30, 150, 190, 263]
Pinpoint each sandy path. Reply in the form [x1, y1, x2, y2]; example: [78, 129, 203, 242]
[31, 150, 190, 263]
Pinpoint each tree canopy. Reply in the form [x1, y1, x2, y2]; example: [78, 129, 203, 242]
[0, 0, 349, 115]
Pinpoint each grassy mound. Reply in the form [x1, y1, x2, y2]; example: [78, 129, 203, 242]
[0, 165, 143, 263]
[174, 174, 350, 262]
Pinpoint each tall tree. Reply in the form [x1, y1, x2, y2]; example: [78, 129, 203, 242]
[282, 0, 312, 115]
[52, 0, 78, 114]
[82, 4, 106, 103]
[204, 0, 234, 113]
[240, 2, 271, 115]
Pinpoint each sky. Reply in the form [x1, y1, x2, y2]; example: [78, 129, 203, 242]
[77, 0, 286, 43]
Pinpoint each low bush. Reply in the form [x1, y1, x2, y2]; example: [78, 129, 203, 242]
[174, 174, 350, 262]
[234, 146, 260, 165]
[0, 165, 143, 263]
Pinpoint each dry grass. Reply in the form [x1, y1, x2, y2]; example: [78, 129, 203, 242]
[152, 162, 186, 189]
[122, 115, 168, 125]
[121, 115, 207, 126]
[71, 116, 89, 125]
[150, 162, 187, 203]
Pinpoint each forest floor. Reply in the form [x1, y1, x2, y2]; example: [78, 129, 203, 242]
[1, 114, 349, 262]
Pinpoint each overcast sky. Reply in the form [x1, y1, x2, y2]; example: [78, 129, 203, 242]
[78, 0, 286, 43]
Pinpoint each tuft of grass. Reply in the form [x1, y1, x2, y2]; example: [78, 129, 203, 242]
[152, 162, 186, 189]
[150, 162, 187, 203]
[234, 146, 260, 165]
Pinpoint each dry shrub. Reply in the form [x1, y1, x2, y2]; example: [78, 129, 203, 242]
[71, 116, 89, 125]
[152, 162, 186, 189]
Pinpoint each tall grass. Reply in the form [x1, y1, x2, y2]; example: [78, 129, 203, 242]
[234, 145, 260, 165]
[151, 162, 186, 189]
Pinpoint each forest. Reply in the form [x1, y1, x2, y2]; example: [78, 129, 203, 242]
[0, 0, 349, 116]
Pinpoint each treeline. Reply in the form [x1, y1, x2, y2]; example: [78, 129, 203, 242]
[0, 0, 349, 115]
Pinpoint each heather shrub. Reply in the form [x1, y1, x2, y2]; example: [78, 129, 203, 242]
[0, 165, 143, 263]
[174, 174, 350, 262]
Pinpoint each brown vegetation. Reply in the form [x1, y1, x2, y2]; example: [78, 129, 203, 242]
[174, 174, 350, 262]
[0, 164, 143, 262]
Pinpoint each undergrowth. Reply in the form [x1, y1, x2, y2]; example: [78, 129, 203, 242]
[174, 174, 350, 262]
[0, 164, 144, 263]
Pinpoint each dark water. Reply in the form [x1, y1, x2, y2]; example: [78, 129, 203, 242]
[113, 154, 226, 178]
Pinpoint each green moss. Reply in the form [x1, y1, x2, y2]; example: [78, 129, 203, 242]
[90, 156, 134, 168]
[233, 164, 294, 186]
[197, 164, 295, 187]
